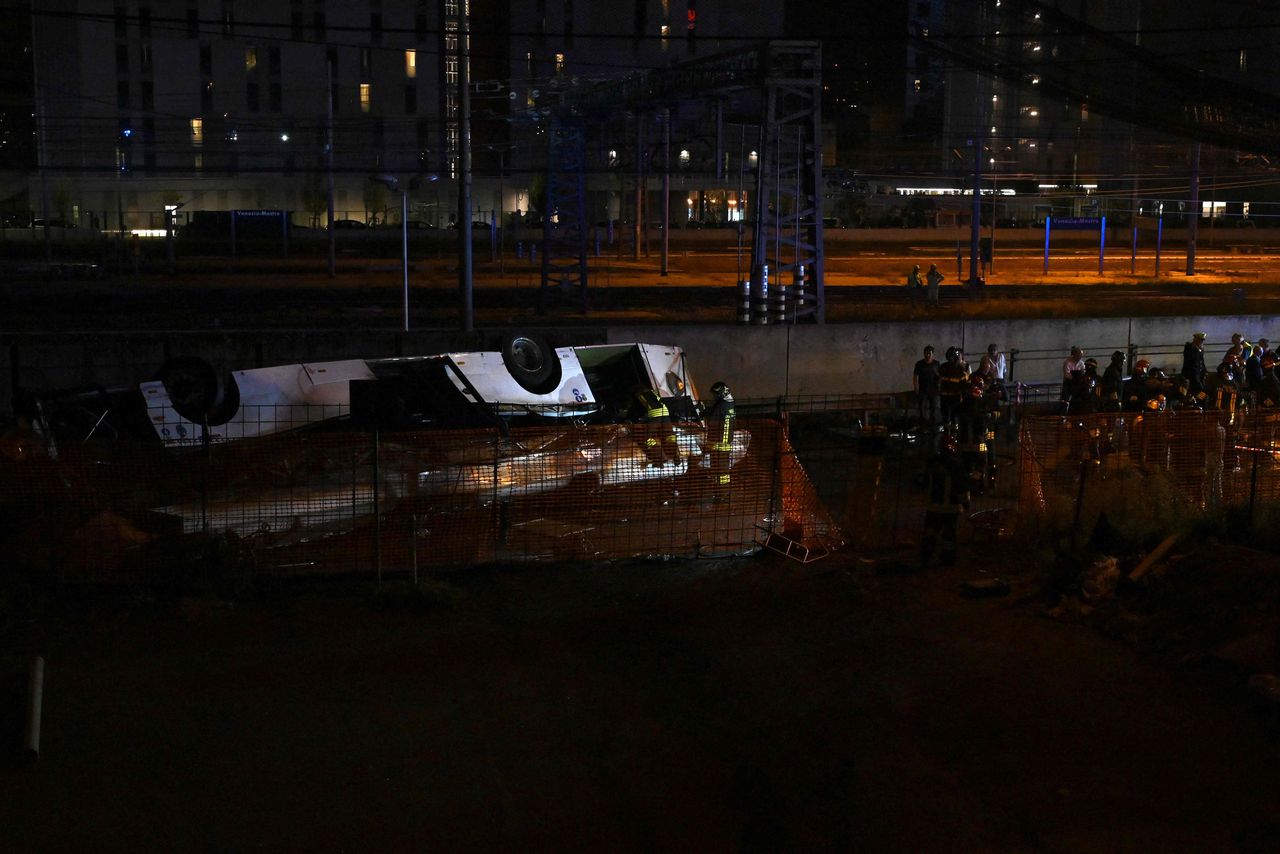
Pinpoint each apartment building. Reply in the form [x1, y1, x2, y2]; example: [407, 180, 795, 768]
[26, 0, 790, 230]
[28, 0, 504, 228]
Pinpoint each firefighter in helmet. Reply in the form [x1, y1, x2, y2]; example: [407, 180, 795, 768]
[630, 386, 677, 466]
[958, 375, 997, 493]
[703, 381, 736, 501]
[1207, 360, 1242, 420]
[1123, 359, 1151, 412]
[938, 346, 969, 429]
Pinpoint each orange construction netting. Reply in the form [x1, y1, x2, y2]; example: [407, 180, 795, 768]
[1018, 409, 1280, 540]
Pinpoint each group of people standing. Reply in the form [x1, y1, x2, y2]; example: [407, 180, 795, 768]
[913, 343, 1008, 567]
[1179, 331, 1276, 413]
[907, 264, 948, 308]
[913, 343, 1007, 436]
[1059, 332, 1276, 418]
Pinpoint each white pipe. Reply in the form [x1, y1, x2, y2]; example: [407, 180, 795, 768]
[25, 655, 44, 760]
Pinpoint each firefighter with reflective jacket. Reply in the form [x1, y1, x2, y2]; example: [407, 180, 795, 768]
[1206, 360, 1243, 422]
[703, 381, 736, 499]
[958, 375, 998, 493]
[1067, 361, 1100, 415]
[921, 433, 970, 568]
[631, 387, 677, 465]
[938, 346, 970, 429]
[1123, 360, 1149, 412]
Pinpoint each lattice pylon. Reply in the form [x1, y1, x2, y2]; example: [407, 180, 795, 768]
[539, 117, 589, 313]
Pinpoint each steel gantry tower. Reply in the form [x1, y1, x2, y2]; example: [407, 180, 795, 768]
[542, 40, 826, 321]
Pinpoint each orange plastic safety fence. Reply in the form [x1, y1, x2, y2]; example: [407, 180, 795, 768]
[1018, 409, 1280, 534]
[766, 429, 845, 560]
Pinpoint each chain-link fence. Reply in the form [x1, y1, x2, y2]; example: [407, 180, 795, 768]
[0, 386, 1048, 585]
[1018, 409, 1280, 549]
[32, 385, 1280, 588]
[0, 409, 849, 585]
[773, 395, 1020, 553]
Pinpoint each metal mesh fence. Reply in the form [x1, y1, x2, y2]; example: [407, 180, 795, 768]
[779, 397, 1020, 553]
[0, 413, 848, 584]
[1018, 409, 1280, 545]
[33, 388, 1241, 586]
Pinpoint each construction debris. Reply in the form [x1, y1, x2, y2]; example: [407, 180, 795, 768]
[1128, 532, 1185, 583]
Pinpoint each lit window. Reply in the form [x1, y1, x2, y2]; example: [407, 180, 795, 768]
[360, 83, 371, 113]
[190, 118, 203, 144]
[1031, 76, 1040, 85]
[245, 47, 257, 71]
[679, 149, 690, 165]
[445, 57, 458, 85]
[913, 79, 921, 93]
[608, 148, 618, 165]
[748, 150, 758, 167]
[405, 50, 417, 78]
[1240, 49, 1248, 73]
[554, 53, 565, 74]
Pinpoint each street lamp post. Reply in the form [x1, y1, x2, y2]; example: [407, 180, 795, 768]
[497, 147, 505, 274]
[371, 173, 437, 332]
[987, 153, 1017, 278]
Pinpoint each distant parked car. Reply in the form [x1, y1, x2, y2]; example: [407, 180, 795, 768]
[32, 217, 75, 228]
[331, 219, 367, 229]
[405, 220, 436, 230]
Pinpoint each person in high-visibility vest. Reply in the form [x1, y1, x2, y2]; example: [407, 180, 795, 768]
[630, 387, 676, 465]
[704, 381, 736, 501]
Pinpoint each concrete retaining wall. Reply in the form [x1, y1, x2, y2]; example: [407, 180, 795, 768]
[4, 316, 1275, 412]
[610, 316, 1280, 397]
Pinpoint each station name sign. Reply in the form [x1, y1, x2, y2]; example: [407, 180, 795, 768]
[1050, 216, 1102, 230]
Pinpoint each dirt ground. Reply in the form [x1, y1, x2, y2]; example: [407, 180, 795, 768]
[4, 249, 1280, 850]
[3, 543, 1280, 852]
